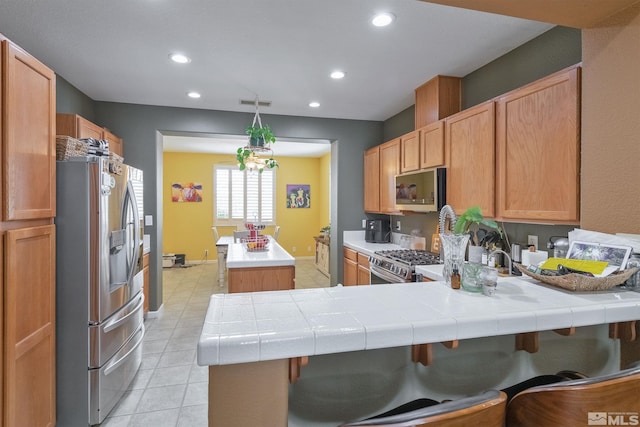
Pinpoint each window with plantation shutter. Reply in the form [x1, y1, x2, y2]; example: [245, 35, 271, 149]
[214, 165, 275, 226]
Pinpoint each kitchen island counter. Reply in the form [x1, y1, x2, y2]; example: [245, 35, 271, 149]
[198, 276, 640, 366]
[225, 237, 296, 294]
[198, 275, 640, 426]
[226, 237, 295, 268]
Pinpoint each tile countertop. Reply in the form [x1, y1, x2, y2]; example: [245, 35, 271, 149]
[342, 230, 403, 257]
[225, 237, 295, 269]
[197, 274, 640, 366]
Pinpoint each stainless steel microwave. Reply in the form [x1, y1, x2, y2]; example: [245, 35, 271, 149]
[395, 167, 446, 212]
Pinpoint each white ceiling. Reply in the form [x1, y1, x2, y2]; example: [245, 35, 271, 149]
[163, 134, 332, 157]
[0, 0, 553, 156]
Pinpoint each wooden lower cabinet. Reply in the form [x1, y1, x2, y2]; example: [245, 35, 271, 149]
[143, 253, 150, 314]
[228, 265, 295, 293]
[4, 224, 56, 427]
[343, 247, 358, 286]
[343, 247, 371, 286]
[357, 253, 371, 285]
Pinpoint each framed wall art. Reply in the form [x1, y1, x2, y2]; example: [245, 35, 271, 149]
[286, 184, 310, 208]
[171, 182, 203, 202]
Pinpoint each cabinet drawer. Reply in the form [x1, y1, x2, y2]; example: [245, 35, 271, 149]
[357, 253, 370, 268]
[344, 247, 358, 262]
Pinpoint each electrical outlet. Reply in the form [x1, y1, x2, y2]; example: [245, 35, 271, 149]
[396, 220, 401, 231]
[527, 235, 538, 249]
[307, 246, 311, 252]
[292, 246, 296, 252]
[362, 219, 367, 229]
[204, 249, 208, 256]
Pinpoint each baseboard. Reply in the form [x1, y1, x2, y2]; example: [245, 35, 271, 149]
[145, 303, 164, 319]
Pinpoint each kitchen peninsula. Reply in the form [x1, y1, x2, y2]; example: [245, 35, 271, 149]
[226, 237, 295, 293]
[198, 271, 640, 426]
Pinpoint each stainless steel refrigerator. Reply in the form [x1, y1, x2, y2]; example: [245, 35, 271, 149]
[56, 157, 145, 426]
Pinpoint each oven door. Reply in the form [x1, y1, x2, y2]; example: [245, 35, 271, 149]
[369, 264, 406, 284]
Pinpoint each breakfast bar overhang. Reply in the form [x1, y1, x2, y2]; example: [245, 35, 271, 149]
[198, 274, 640, 426]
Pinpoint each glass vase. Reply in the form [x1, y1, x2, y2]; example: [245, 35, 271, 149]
[439, 233, 470, 287]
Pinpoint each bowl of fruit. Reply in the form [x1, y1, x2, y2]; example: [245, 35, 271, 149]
[242, 235, 270, 252]
[244, 222, 266, 231]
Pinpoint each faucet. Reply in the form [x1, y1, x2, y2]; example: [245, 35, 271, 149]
[439, 204, 457, 234]
[488, 249, 512, 276]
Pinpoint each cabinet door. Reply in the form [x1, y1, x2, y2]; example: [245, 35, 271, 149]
[400, 130, 420, 173]
[420, 120, 445, 169]
[496, 66, 580, 222]
[415, 75, 461, 129]
[77, 115, 103, 140]
[445, 101, 496, 217]
[2, 41, 56, 221]
[343, 247, 358, 286]
[357, 253, 370, 285]
[364, 147, 380, 213]
[4, 225, 56, 427]
[379, 139, 400, 214]
[104, 129, 123, 157]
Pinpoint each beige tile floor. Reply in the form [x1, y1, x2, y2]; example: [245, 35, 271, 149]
[102, 258, 330, 427]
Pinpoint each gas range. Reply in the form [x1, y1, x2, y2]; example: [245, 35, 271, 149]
[369, 249, 441, 283]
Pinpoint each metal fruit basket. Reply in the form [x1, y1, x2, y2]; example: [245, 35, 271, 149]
[242, 236, 270, 252]
[244, 222, 266, 231]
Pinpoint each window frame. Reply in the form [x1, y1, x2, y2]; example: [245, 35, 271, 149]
[213, 165, 276, 227]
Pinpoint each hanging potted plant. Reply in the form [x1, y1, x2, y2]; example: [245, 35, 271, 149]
[236, 148, 278, 173]
[245, 124, 276, 147]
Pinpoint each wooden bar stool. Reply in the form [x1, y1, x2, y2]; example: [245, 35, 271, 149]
[339, 390, 506, 427]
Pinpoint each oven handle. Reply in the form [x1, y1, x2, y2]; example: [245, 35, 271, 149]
[370, 264, 407, 283]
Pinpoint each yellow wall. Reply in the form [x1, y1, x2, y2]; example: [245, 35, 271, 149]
[163, 151, 329, 261]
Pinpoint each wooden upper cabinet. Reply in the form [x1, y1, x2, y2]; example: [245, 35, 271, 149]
[103, 128, 123, 157]
[400, 130, 420, 173]
[2, 40, 56, 221]
[496, 65, 581, 223]
[415, 75, 461, 129]
[445, 101, 496, 217]
[364, 146, 380, 213]
[57, 113, 124, 156]
[420, 120, 445, 169]
[379, 138, 401, 214]
[57, 113, 103, 140]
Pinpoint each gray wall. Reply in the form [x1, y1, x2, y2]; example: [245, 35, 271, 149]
[91, 102, 382, 309]
[56, 75, 97, 121]
[462, 26, 582, 109]
[384, 25, 581, 251]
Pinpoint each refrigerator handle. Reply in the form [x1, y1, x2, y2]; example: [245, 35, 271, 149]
[123, 180, 141, 285]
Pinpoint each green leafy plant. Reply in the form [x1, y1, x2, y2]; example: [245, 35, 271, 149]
[245, 124, 276, 146]
[453, 206, 502, 246]
[236, 148, 278, 173]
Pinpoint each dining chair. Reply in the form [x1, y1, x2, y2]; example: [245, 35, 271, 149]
[274, 225, 280, 241]
[340, 390, 506, 427]
[506, 361, 640, 427]
[212, 226, 220, 243]
[233, 230, 250, 243]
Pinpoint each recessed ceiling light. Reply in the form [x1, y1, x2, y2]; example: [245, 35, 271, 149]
[330, 71, 345, 79]
[187, 91, 201, 99]
[169, 53, 191, 64]
[309, 102, 320, 108]
[372, 12, 395, 27]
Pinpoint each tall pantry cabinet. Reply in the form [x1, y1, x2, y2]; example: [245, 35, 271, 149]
[0, 35, 57, 427]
